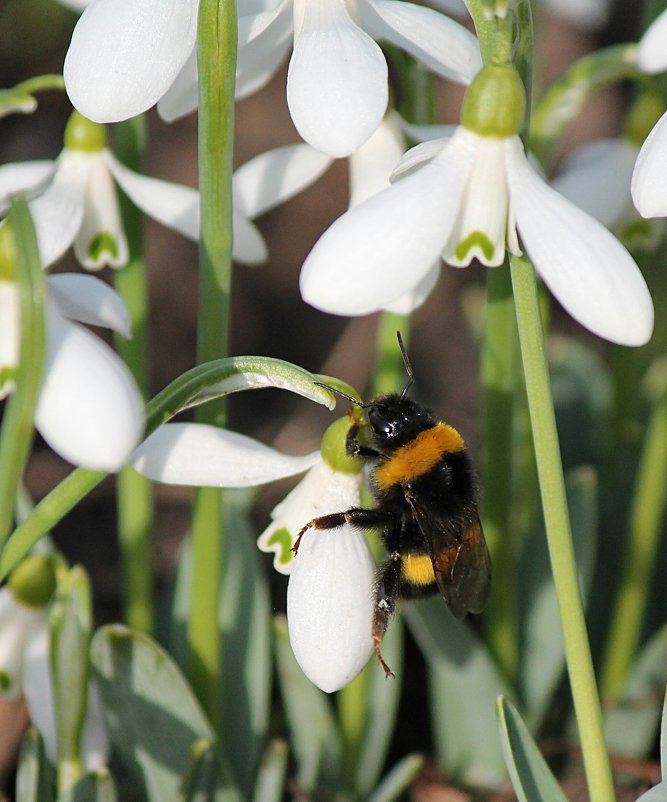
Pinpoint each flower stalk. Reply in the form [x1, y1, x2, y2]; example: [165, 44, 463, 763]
[113, 115, 155, 635]
[189, 0, 238, 724]
[510, 254, 615, 802]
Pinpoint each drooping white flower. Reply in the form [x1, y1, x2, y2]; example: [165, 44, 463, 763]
[63, 0, 480, 157]
[0, 114, 331, 270]
[301, 65, 654, 347]
[0, 557, 108, 769]
[0, 272, 144, 471]
[629, 12, 667, 223]
[287, 521, 375, 692]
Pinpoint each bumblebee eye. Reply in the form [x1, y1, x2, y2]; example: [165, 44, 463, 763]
[368, 407, 393, 437]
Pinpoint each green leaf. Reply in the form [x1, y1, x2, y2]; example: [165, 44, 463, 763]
[273, 615, 341, 792]
[518, 467, 598, 731]
[49, 566, 93, 795]
[366, 754, 423, 802]
[605, 625, 667, 758]
[15, 727, 55, 802]
[177, 739, 232, 802]
[166, 496, 271, 796]
[56, 770, 117, 802]
[251, 739, 288, 802]
[90, 626, 241, 802]
[497, 697, 569, 802]
[405, 600, 511, 787]
[530, 43, 640, 167]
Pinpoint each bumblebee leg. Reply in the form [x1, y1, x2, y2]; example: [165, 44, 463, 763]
[292, 508, 393, 554]
[346, 422, 383, 460]
[372, 554, 402, 678]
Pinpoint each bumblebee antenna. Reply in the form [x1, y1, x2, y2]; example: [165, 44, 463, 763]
[314, 381, 367, 407]
[397, 332, 414, 399]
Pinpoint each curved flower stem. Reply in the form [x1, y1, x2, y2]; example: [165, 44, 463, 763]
[113, 115, 154, 635]
[0, 199, 45, 552]
[601, 376, 667, 702]
[481, 264, 519, 682]
[189, 0, 238, 725]
[510, 255, 615, 802]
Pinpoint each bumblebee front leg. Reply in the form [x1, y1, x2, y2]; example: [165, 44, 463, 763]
[291, 508, 393, 555]
[372, 554, 402, 678]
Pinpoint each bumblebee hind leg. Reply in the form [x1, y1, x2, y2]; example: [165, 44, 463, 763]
[372, 554, 403, 678]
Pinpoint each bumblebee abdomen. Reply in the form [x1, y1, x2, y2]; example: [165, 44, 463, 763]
[374, 423, 465, 491]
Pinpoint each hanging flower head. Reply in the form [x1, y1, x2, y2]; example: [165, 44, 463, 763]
[300, 63, 654, 347]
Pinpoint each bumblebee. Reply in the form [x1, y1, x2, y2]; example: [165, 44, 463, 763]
[293, 333, 491, 676]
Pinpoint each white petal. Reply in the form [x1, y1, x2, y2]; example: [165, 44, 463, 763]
[157, 49, 199, 122]
[74, 155, 128, 269]
[233, 144, 332, 218]
[131, 423, 320, 487]
[287, 0, 388, 157]
[236, 0, 294, 99]
[105, 151, 199, 240]
[36, 307, 145, 470]
[29, 151, 88, 268]
[552, 138, 637, 229]
[47, 274, 131, 337]
[300, 131, 475, 314]
[381, 261, 440, 313]
[258, 460, 361, 574]
[631, 111, 667, 219]
[348, 111, 405, 206]
[0, 589, 46, 700]
[22, 629, 56, 762]
[507, 139, 654, 347]
[391, 136, 450, 181]
[398, 119, 457, 144]
[638, 8, 667, 74]
[64, 0, 199, 123]
[0, 280, 19, 382]
[287, 523, 375, 692]
[444, 133, 511, 267]
[360, 0, 481, 84]
[233, 211, 269, 264]
[0, 161, 56, 211]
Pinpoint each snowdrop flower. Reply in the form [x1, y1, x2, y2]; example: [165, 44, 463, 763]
[301, 64, 654, 347]
[631, 16, 667, 222]
[0, 556, 108, 769]
[63, 0, 480, 157]
[132, 411, 377, 692]
[0, 228, 144, 470]
[0, 112, 331, 270]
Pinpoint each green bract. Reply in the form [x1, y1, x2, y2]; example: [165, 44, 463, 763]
[461, 65, 526, 138]
[64, 110, 107, 153]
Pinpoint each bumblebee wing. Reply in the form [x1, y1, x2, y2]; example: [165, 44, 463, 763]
[405, 491, 491, 618]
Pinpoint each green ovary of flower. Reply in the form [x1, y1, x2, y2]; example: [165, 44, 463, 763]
[320, 416, 362, 474]
[460, 64, 526, 138]
[64, 109, 107, 153]
[88, 231, 120, 262]
[8, 555, 58, 609]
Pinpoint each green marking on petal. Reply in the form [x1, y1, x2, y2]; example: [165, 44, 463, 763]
[0, 670, 12, 694]
[267, 527, 294, 566]
[88, 231, 119, 264]
[454, 231, 496, 263]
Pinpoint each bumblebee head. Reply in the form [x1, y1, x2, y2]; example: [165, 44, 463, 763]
[367, 394, 433, 447]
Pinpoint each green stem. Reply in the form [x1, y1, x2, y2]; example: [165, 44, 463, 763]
[481, 265, 519, 682]
[600, 377, 667, 702]
[188, 0, 238, 725]
[510, 255, 615, 802]
[0, 199, 45, 551]
[113, 115, 155, 634]
[372, 313, 410, 396]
